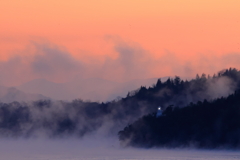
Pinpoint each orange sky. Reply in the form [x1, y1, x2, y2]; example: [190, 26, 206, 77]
[1, 0, 240, 85]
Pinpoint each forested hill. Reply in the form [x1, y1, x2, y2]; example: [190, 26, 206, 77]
[118, 68, 240, 113]
[118, 89, 240, 149]
[0, 68, 240, 138]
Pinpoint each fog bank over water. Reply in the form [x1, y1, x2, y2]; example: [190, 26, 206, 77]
[0, 138, 240, 160]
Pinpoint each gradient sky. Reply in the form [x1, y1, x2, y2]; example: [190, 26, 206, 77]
[1, 0, 240, 86]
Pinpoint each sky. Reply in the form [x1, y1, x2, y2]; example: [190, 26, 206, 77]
[1, 0, 240, 86]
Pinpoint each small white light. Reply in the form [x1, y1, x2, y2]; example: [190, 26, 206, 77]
[158, 107, 161, 110]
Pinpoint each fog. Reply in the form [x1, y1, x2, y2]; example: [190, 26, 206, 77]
[0, 138, 240, 160]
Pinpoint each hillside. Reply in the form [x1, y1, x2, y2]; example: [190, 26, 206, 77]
[118, 89, 240, 148]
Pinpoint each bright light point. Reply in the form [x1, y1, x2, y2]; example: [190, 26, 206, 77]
[158, 107, 161, 110]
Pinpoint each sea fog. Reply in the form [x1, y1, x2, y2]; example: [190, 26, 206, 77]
[1, 137, 240, 160]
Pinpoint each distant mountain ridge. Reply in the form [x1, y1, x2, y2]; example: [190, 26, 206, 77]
[0, 86, 48, 103]
[16, 77, 170, 102]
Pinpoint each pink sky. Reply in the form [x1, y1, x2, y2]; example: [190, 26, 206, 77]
[1, 0, 240, 86]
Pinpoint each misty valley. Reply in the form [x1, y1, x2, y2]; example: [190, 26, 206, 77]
[1, 68, 240, 159]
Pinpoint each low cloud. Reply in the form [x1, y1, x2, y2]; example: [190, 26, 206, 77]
[0, 42, 83, 86]
[101, 40, 152, 81]
[31, 43, 82, 80]
[0, 38, 240, 87]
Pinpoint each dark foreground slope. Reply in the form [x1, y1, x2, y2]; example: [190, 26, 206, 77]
[118, 89, 240, 148]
